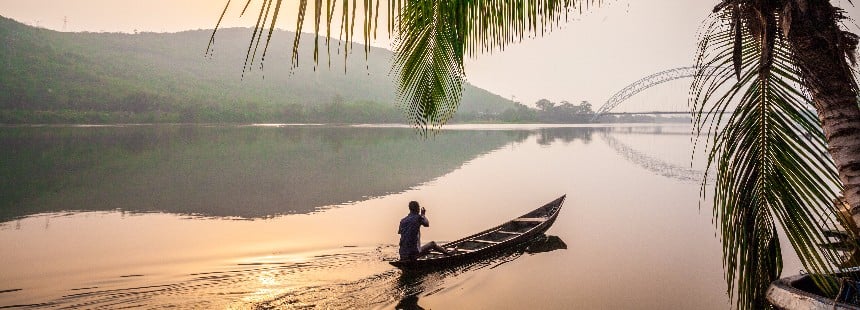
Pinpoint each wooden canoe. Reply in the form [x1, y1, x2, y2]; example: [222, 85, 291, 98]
[389, 195, 566, 269]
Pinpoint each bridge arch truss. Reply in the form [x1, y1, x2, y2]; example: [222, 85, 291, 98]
[592, 66, 720, 121]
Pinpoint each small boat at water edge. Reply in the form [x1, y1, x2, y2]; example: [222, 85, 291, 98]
[767, 271, 860, 309]
[389, 195, 566, 270]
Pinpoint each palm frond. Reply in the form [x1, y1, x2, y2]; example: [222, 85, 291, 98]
[692, 6, 845, 310]
[455, 0, 593, 56]
[386, 0, 598, 130]
[390, 1, 464, 132]
[210, 0, 600, 130]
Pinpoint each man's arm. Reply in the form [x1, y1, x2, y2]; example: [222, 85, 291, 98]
[420, 207, 429, 227]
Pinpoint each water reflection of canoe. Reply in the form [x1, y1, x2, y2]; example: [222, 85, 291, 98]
[390, 195, 566, 269]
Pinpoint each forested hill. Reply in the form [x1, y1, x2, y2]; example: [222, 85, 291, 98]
[0, 16, 516, 123]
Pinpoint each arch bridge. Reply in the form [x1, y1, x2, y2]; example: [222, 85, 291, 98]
[591, 66, 721, 121]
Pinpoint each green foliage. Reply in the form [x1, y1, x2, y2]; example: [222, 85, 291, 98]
[392, 1, 466, 133]
[499, 103, 539, 123]
[692, 6, 844, 309]
[221, 0, 600, 131]
[532, 99, 594, 123]
[390, 0, 598, 130]
[0, 16, 516, 124]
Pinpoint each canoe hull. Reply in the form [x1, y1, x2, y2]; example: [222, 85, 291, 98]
[767, 272, 860, 309]
[390, 195, 566, 270]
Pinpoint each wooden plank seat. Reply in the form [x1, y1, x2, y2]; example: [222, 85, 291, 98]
[431, 248, 476, 255]
[512, 217, 547, 222]
[471, 239, 501, 244]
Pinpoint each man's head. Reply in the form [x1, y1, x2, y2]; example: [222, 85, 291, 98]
[408, 201, 420, 213]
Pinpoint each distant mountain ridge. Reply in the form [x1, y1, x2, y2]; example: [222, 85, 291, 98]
[0, 15, 516, 123]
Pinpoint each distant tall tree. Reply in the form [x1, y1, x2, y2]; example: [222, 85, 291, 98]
[535, 98, 555, 111]
[500, 103, 537, 123]
[579, 101, 592, 114]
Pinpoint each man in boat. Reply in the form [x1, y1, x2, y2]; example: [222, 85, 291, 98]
[398, 201, 453, 261]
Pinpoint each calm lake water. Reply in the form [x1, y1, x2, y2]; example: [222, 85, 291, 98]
[0, 124, 802, 309]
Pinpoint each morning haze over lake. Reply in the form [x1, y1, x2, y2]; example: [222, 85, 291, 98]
[3, 124, 768, 309]
[3, 1, 858, 309]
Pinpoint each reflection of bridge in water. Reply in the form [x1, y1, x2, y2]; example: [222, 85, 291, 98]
[529, 127, 712, 183]
[598, 129, 710, 183]
[591, 66, 728, 121]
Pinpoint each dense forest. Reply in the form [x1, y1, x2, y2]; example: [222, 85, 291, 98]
[496, 99, 689, 123]
[0, 16, 519, 124]
[0, 16, 685, 124]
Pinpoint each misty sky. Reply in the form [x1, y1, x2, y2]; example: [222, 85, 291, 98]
[1, 0, 857, 107]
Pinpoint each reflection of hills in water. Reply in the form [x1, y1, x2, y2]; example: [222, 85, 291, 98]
[1, 125, 698, 222]
[0, 126, 528, 222]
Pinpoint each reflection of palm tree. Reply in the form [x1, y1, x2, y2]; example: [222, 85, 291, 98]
[215, 1, 859, 308]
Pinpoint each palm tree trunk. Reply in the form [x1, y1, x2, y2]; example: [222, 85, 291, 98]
[787, 1, 860, 225]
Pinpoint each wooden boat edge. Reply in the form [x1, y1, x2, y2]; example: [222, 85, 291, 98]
[389, 195, 566, 269]
[766, 273, 860, 310]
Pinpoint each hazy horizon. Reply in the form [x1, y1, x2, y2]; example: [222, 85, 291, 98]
[1, 0, 857, 107]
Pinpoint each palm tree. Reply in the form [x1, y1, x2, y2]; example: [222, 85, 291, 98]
[210, 0, 859, 308]
[691, 1, 859, 307]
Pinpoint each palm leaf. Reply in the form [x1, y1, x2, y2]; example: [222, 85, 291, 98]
[390, 1, 464, 132]
[692, 6, 845, 310]
[387, 0, 596, 130]
[209, 0, 600, 130]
